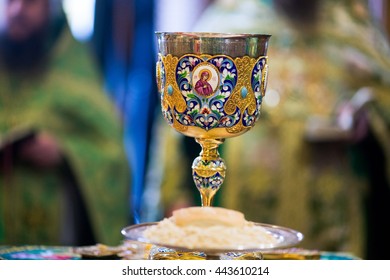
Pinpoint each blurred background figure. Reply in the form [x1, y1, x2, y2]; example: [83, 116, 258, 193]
[0, 0, 129, 246]
[92, 0, 159, 224]
[157, 0, 390, 259]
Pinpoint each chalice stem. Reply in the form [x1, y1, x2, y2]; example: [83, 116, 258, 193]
[201, 189, 216, 207]
[192, 138, 226, 207]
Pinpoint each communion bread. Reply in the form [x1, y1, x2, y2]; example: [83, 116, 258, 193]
[143, 206, 278, 250]
[171, 206, 245, 227]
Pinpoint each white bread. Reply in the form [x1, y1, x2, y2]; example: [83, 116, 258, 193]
[171, 206, 245, 227]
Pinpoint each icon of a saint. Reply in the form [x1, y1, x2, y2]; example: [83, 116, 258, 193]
[194, 70, 213, 97]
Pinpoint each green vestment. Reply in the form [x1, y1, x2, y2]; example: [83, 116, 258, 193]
[0, 27, 130, 246]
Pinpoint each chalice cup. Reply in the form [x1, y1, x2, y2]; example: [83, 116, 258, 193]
[156, 32, 270, 207]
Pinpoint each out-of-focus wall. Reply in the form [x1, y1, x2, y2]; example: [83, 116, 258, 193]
[369, 0, 390, 37]
[155, 0, 211, 31]
[0, 0, 5, 31]
[0, 0, 96, 42]
[63, 0, 95, 41]
[386, 1, 390, 36]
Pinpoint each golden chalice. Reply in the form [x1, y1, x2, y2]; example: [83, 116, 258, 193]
[155, 32, 270, 206]
[121, 32, 304, 259]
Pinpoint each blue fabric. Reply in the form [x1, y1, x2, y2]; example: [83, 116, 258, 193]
[124, 0, 158, 224]
[93, 0, 158, 224]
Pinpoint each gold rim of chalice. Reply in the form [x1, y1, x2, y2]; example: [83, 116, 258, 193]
[156, 32, 271, 58]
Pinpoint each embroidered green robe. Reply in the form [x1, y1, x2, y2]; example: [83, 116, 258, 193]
[0, 28, 130, 246]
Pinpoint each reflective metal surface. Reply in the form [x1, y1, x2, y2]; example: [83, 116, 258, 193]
[156, 32, 271, 57]
[121, 222, 304, 254]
